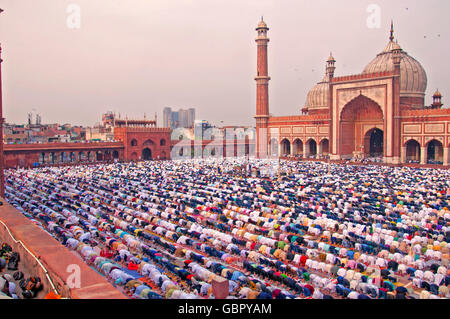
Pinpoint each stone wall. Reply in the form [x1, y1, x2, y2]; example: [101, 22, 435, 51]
[0, 200, 126, 299]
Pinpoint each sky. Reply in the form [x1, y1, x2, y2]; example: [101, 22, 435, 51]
[0, 0, 448, 127]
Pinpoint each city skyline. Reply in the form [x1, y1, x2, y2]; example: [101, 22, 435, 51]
[0, 0, 449, 127]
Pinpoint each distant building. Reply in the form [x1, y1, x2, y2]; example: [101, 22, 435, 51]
[163, 107, 171, 128]
[3, 114, 86, 144]
[193, 119, 213, 140]
[113, 117, 171, 161]
[86, 126, 115, 142]
[163, 107, 195, 129]
[102, 111, 115, 127]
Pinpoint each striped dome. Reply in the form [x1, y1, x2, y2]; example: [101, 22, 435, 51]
[362, 40, 427, 99]
[305, 73, 329, 110]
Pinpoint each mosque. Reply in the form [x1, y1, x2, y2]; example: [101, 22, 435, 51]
[254, 19, 450, 165]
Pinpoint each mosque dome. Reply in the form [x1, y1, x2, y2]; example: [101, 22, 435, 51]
[362, 24, 427, 99]
[304, 74, 329, 110]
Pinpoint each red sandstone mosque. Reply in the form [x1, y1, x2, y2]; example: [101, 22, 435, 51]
[255, 19, 450, 166]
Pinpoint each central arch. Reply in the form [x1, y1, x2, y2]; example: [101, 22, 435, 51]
[340, 95, 384, 158]
[142, 148, 152, 160]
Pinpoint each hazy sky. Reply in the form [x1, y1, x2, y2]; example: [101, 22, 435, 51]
[0, 0, 448, 127]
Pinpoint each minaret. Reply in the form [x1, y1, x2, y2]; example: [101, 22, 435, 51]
[431, 89, 443, 108]
[327, 53, 336, 160]
[392, 38, 403, 164]
[254, 17, 270, 158]
[326, 52, 336, 81]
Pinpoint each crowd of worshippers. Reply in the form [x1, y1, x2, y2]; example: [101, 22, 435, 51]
[3, 158, 450, 299]
[0, 243, 44, 299]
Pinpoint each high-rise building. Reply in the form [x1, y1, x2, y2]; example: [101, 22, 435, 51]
[178, 108, 187, 128]
[162, 107, 196, 129]
[163, 107, 172, 128]
[187, 108, 195, 128]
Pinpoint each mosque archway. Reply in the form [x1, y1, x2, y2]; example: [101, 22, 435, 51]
[364, 128, 384, 158]
[306, 139, 317, 157]
[319, 139, 329, 156]
[51, 152, 57, 164]
[280, 139, 291, 156]
[426, 139, 443, 164]
[405, 139, 421, 163]
[293, 139, 303, 156]
[142, 148, 152, 160]
[340, 95, 384, 157]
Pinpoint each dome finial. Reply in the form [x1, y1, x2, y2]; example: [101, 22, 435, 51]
[389, 20, 394, 42]
[256, 17, 268, 30]
[328, 52, 335, 62]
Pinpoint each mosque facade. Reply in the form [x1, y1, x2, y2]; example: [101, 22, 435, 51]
[255, 19, 450, 166]
[113, 117, 171, 161]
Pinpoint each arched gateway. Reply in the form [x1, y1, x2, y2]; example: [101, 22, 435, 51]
[339, 95, 384, 158]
